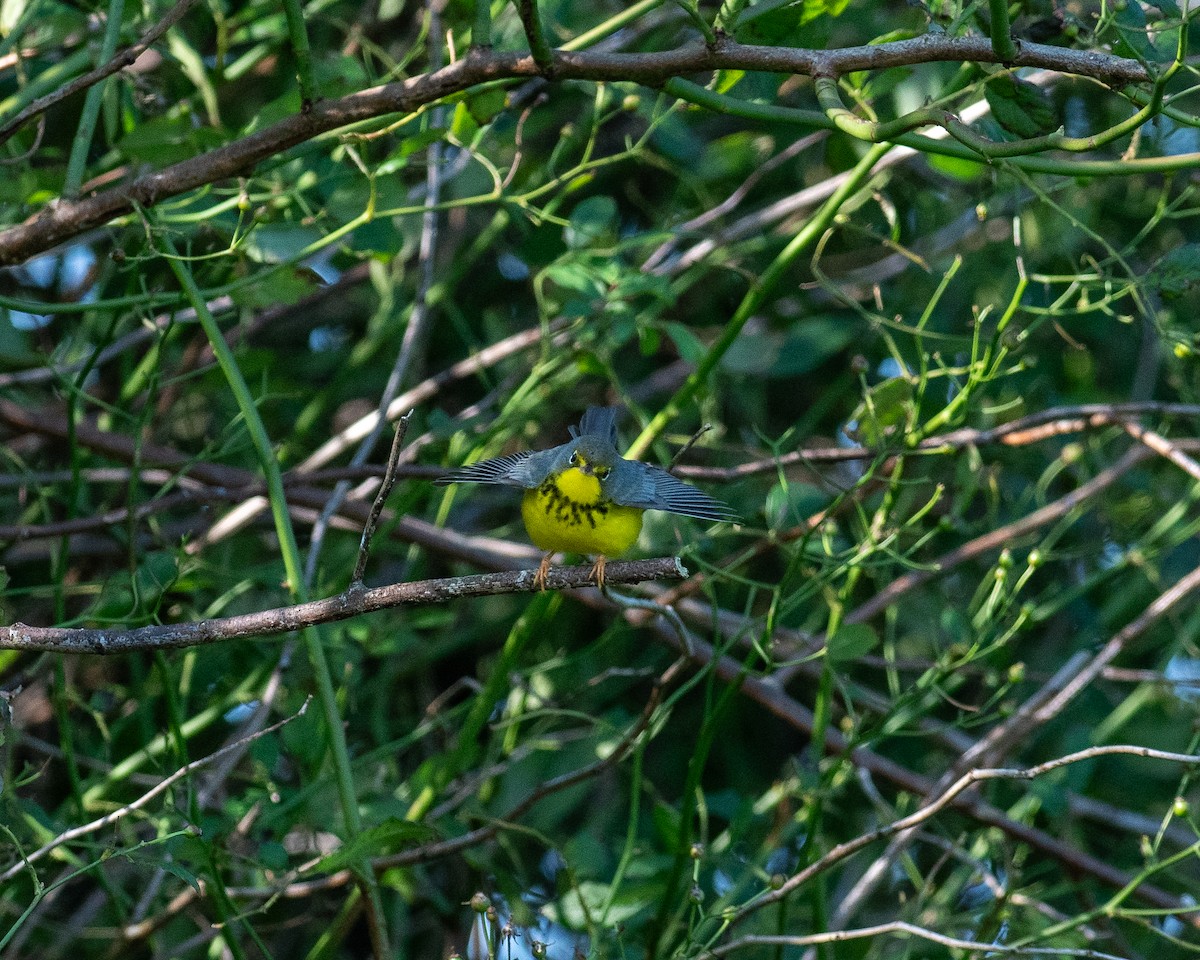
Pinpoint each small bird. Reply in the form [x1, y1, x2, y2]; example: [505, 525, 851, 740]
[436, 407, 738, 589]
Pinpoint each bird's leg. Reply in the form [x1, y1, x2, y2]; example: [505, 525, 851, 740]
[533, 553, 554, 591]
[589, 555, 608, 590]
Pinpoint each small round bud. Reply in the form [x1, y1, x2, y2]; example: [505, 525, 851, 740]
[485, 905, 498, 923]
[1027, 549, 1042, 568]
[531, 940, 548, 959]
[998, 549, 1013, 570]
[622, 94, 641, 111]
[690, 842, 705, 860]
[468, 892, 490, 914]
[769, 873, 786, 890]
[851, 354, 869, 374]
[689, 884, 704, 904]
[1175, 343, 1192, 360]
[1174, 797, 1189, 818]
[1007, 662, 1025, 683]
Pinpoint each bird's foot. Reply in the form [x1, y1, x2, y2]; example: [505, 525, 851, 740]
[589, 555, 608, 590]
[533, 553, 553, 591]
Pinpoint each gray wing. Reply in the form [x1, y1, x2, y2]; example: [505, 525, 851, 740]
[612, 461, 740, 522]
[435, 446, 562, 489]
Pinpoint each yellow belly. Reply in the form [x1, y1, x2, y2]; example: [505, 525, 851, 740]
[521, 468, 644, 556]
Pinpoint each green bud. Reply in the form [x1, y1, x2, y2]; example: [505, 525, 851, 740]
[468, 892, 490, 914]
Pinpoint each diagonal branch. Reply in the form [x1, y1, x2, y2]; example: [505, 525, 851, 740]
[0, 0, 202, 148]
[0, 38, 1148, 266]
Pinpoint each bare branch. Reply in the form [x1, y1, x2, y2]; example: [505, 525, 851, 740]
[0, 39, 1147, 266]
[1, 558, 688, 654]
[710, 921, 1133, 959]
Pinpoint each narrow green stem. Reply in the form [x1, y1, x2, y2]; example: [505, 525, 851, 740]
[628, 140, 891, 458]
[673, 0, 717, 46]
[159, 229, 389, 956]
[666, 77, 1200, 176]
[281, 0, 316, 106]
[63, 0, 125, 196]
[514, 0, 554, 69]
[561, 0, 664, 50]
[987, 0, 1018, 61]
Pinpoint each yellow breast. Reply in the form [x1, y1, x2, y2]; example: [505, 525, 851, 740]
[521, 468, 644, 557]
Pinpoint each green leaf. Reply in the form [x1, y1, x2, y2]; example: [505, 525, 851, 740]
[565, 196, 619, 249]
[844, 376, 913, 445]
[826, 623, 879, 662]
[1110, 0, 1162, 62]
[1145, 244, 1200, 299]
[720, 317, 858, 378]
[984, 75, 1058, 140]
[242, 225, 327, 265]
[133, 552, 179, 609]
[449, 100, 478, 141]
[116, 111, 225, 165]
[1142, 0, 1179, 15]
[715, 69, 745, 94]
[736, 0, 849, 43]
[310, 819, 438, 874]
[467, 88, 508, 126]
[664, 322, 708, 365]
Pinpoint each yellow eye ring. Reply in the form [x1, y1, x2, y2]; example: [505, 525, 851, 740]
[569, 451, 579, 465]
[595, 466, 610, 480]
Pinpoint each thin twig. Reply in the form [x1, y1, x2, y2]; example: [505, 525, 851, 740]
[351, 413, 412, 585]
[709, 921, 1131, 959]
[0, 699, 309, 883]
[734, 744, 1200, 924]
[674, 403, 1200, 480]
[0, 0, 201, 148]
[668, 422, 712, 471]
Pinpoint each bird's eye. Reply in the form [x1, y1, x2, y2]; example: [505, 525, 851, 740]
[569, 450, 579, 465]
[595, 465, 610, 480]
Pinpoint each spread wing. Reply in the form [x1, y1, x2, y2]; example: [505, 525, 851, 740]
[614, 462, 740, 522]
[435, 447, 559, 489]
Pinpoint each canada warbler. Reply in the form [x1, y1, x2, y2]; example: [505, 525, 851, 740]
[436, 407, 738, 588]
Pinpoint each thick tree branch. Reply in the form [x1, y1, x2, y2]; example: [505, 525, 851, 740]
[0, 37, 1148, 265]
[1, 557, 687, 654]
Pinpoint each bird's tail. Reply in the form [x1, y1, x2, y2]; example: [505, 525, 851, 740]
[571, 406, 619, 443]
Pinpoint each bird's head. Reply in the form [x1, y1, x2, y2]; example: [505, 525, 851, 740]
[566, 438, 619, 482]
